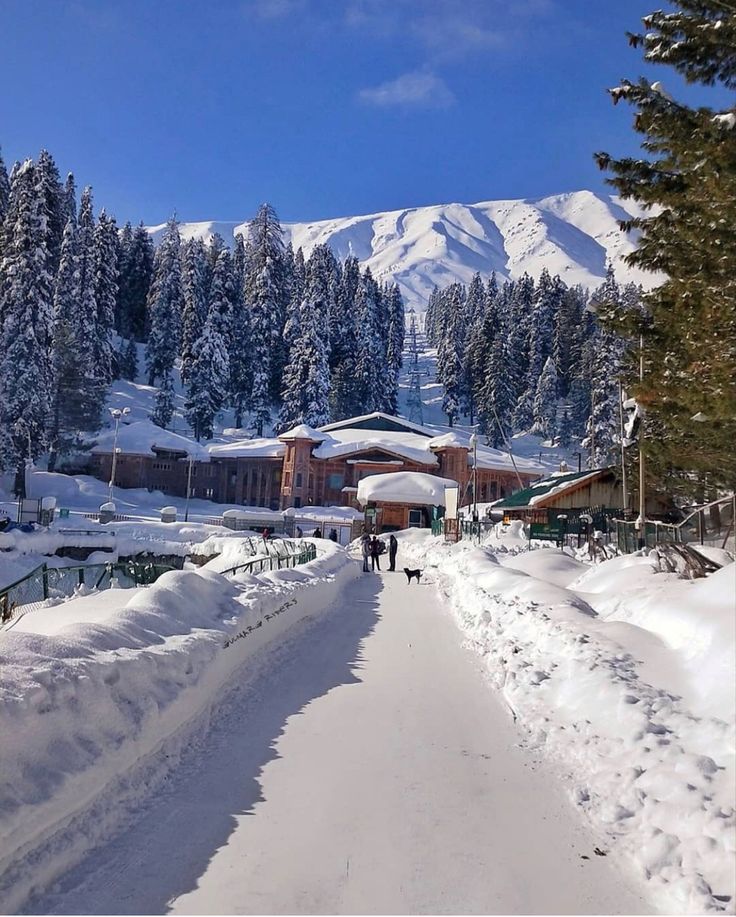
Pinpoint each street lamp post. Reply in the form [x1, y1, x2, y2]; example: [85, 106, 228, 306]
[469, 431, 478, 541]
[184, 454, 194, 522]
[637, 334, 646, 549]
[108, 407, 130, 505]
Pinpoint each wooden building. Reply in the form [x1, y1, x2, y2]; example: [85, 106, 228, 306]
[89, 413, 543, 512]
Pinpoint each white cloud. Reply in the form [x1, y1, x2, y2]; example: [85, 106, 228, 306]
[358, 70, 455, 109]
[244, 0, 306, 20]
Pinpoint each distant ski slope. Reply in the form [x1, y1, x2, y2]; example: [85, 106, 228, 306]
[147, 190, 659, 310]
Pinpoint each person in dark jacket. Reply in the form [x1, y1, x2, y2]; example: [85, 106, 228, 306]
[329, 528, 338, 542]
[370, 535, 381, 571]
[313, 528, 321, 538]
[388, 533, 398, 571]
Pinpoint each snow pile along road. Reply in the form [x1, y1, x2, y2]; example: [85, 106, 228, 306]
[402, 532, 735, 915]
[0, 541, 357, 914]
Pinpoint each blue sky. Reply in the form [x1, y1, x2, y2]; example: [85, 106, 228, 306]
[0, 0, 718, 226]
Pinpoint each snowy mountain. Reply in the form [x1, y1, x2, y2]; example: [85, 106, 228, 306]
[147, 190, 660, 310]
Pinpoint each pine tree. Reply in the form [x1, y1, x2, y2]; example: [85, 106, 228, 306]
[115, 221, 133, 333]
[557, 408, 572, 449]
[0, 160, 54, 478]
[145, 216, 182, 386]
[63, 172, 77, 224]
[186, 250, 231, 440]
[425, 286, 441, 345]
[436, 284, 465, 426]
[244, 203, 289, 416]
[584, 324, 624, 468]
[0, 148, 10, 233]
[328, 254, 361, 420]
[532, 356, 559, 440]
[229, 233, 251, 428]
[119, 338, 138, 381]
[595, 0, 736, 496]
[508, 274, 535, 431]
[479, 336, 515, 449]
[93, 210, 119, 383]
[277, 245, 332, 432]
[35, 149, 65, 273]
[117, 224, 155, 341]
[353, 267, 386, 415]
[180, 238, 208, 384]
[384, 284, 405, 415]
[152, 370, 175, 429]
[47, 216, 108, 469]
[74, 187, 101, 401]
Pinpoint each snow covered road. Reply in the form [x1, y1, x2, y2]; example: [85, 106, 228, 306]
[27, 566, 650, 915]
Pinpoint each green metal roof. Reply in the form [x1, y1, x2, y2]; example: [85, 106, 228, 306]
[494, 469, 606, 509]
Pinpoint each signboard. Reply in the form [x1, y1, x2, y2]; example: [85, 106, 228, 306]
[529, 522, 561, 541]
[444, 486, 459, 521]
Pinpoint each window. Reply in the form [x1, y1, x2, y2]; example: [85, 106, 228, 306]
[408, 509, 422, 528]
[294, 496, 302, 508]
[295, 472, 303, 487]
[327, 473, 344, 490]
[284, 471, 291, 487]
[205, 487, 214, 499]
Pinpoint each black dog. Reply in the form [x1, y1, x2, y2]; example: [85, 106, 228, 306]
[404, 567, 422, 584]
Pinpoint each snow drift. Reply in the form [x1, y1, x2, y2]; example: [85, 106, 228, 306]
[400, 532, 735, 915]
[0, 541, 358, 914]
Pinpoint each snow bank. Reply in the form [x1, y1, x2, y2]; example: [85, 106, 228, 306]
[407, 537, 735, 915]
[0, 542, 358, 913]
[573, 557, 736, 721]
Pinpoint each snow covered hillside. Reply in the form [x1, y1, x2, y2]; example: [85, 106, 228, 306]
[148, 190, 660, 310]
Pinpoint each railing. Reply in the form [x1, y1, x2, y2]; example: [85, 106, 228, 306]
[1, 538, 319, 629]
[0, 560, 177, 626]
[218, 540, 317, 577]
[677, 495, 734, 550]
[612, 495, 735, 554]
[612, 519, 677, 553]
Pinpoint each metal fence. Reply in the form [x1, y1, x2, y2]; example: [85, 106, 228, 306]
[612, 495, 734, 554]
[1, 537, 320, 628]
[0, 560, 177, 626]
[218, 540, 317, 577]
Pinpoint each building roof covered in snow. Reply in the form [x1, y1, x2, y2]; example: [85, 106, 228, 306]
[357, 471, 458, 507]
[312, 428, 439, 466]
[492, 468, 612, 510]
[92, 421, 210, 460]
[207, 438, 286, 459]
[278, 424, 327, 443]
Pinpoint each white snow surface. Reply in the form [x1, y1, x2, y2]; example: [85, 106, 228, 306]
[148, 190, 663, 309]
[357, 471, 457, 506]
[398, 531, 735, 914]
[0, 541, 357, 914]
[4, 554, 655, 916]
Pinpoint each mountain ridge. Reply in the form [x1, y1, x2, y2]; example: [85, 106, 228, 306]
[147, 190, 659, 309]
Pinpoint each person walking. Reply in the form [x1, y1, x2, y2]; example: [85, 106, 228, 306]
[388, 533, 398, 571]
[361, 532, 371, 573]
[370, 535, 381, 572]
[329, 528, 338, 542]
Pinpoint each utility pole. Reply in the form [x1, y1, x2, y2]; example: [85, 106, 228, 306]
[618, 379, 629, 514]
[637, 333, 646, 548]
